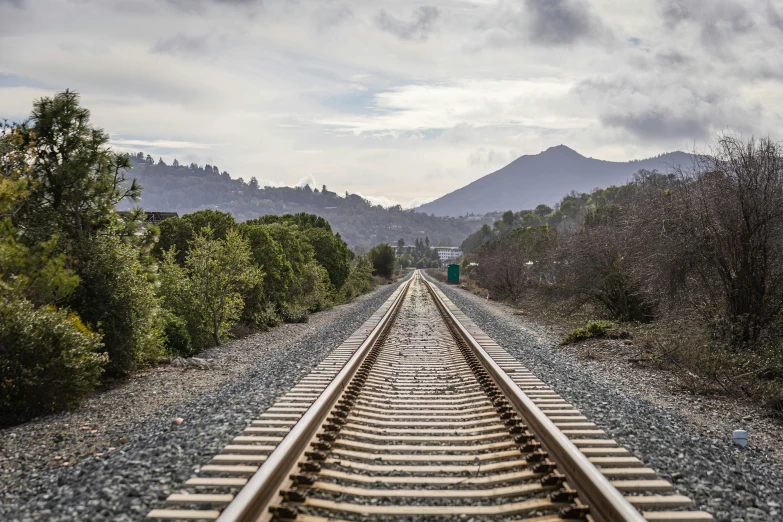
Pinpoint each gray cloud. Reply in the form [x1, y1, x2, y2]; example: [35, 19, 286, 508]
[655, 50, 691, 67]
[474, 0, 610, 49]
[768, 0, 783, 31]
[604, 109, 710, 141]
[659, 0, 755, 54]
[375, 6, 440, 41]
[313, 3, 353, 31]
[524, 0, 606, 46]
[575, 75, 757, 142]
[151, 33, 209, 56]
[0, 0, 25, 7]
[165, 0, 260, 13]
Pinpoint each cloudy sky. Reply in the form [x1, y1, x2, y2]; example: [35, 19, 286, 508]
[2, 0, 782, 207]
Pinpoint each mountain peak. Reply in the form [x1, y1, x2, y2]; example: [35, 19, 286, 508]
[540, 144, 582, 157]
[416, 146, 694, 217]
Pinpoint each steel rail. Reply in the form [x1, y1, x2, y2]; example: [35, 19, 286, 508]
[421, 274, 647, 522]
[215, 274, 414, 522]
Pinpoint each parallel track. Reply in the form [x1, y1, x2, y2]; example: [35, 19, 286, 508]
[148, 271, 713, 522]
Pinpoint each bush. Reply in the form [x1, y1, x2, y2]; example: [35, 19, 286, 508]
[300, 260, 334, 313]
[162, 313, 193, 357]
[240, 224, 291, 326]
[158, 228, 260, 348]
[368, 243, 396, 278]
[0, 291, 107, 427]
[339, 255, 375, 301]
[561, 320, 620, 345]
[70, 234, 166, 375]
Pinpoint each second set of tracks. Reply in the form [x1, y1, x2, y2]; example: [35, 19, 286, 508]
[149, 271, 713, 522]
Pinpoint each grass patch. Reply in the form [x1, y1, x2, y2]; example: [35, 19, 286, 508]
[561, 320, 627, 345]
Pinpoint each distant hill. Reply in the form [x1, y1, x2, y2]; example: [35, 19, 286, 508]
[119, 153, 492, 247]
[416, 145, 693, 217]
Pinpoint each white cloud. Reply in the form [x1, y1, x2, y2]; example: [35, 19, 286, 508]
[296, 174, 318, 188]
[408, 196, 437, 209]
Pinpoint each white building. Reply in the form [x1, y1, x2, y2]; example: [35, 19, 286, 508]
[434, 246, 463, 264]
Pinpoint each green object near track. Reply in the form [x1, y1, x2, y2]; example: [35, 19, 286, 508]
[447, 264, 460, 284]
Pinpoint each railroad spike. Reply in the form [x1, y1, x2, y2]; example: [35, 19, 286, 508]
[298, 462, 321, 472]
[558, 505, 590, 519]
[281, 489, 308, 502]
[304, 450, 328, 461]
[550, 488, 579, 503]
[290, 473, 316, 486]
[540, 472, 566, 487]
[533, 461, 557, 474]
[270, 505, 299, 520]
[526, 449, 548, 462]
[522, 441, 542, 453]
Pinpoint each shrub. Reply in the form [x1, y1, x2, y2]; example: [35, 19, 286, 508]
[339, 255, 375, 301]
[303, 227, 351, 289]
[368, 243, 396, 278]
[158, 228, 260, 348]
[70, 234, 166, 375]
[162, 313, 193, 357]
[300, 260, 334, 313]
[561, 320, 619, 345]
[0, 291, 107, 427]
[240, 224, 291, 326]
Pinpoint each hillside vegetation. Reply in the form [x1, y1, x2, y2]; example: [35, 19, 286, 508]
[121, 154, 492, 247]
[461, 137, 783, 413]
[0, 91, 391, 427]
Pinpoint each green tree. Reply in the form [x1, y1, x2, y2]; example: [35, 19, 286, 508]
[534, 204, 553, 219]
[69, 233, 166, 374]
[368, 243, 396, 278]
[160, 228, 260, 347]
[303, 227, 351, 289]
[339, 255, 375, 301]
[155, 209, 237, 264]
[11, 90, 140, 243]
[240, 224, 291, 326]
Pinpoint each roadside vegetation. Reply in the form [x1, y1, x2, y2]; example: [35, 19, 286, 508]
[459, 135, 783, 415]
[0, 91, 392, 427]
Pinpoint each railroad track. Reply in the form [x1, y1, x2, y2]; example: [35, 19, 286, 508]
[147, 271, 713, 522]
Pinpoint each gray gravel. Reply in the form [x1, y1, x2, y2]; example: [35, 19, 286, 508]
[0, 278, 406, 522]
[426, 275, 783, 522]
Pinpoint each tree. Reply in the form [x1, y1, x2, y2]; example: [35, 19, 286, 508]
[637, 136, 783, 345]
[70, 233, 166, 374]
[159, 228, 260, 347]
[397, 238, 405, 255]
[534, 204, 553, 219]
[240, 224, 292, 325]
[303, 227, 351, 289]
[11, 90, 140, 242]
[249, 176, 259, 190]
[155, 209, 237, 264]
[368, 243, 396, 278]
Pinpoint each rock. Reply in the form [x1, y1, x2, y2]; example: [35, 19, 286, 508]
[118, 437, 129, 445]
[172, 418, 184, 425]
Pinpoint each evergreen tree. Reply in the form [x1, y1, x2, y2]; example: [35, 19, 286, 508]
[11, 90, 140, 242]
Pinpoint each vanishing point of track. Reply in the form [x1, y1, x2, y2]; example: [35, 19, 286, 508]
[147, 271, 713, 522]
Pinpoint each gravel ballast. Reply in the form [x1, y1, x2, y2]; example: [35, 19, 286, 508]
[0, 279, 405, 522]
[427, 275, 783, 522]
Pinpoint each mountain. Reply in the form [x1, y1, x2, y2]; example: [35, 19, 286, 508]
[416, 145, 693, 217]
[119, 153, 493, 247]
